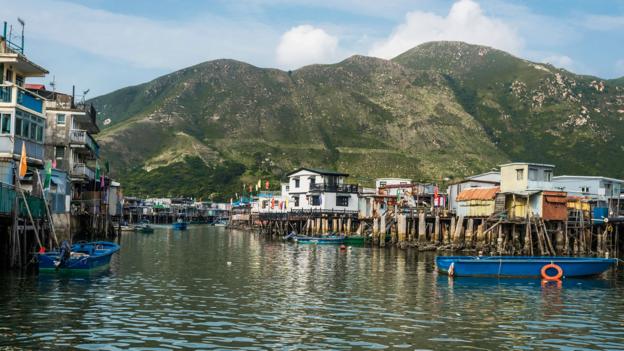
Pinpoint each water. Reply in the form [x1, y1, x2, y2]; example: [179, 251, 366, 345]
[1, 226, 624, 350]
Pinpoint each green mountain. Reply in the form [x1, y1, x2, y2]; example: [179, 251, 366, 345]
[91, 41, 624, 199]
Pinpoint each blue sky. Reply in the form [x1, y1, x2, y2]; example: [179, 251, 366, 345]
[2, 0, 623, 97]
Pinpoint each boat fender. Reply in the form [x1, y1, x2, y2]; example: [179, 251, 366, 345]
[541, 263, 563, 281]
[448, 262, 455, 277]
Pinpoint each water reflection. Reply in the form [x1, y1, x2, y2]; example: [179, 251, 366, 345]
[0, 227, 622, 350]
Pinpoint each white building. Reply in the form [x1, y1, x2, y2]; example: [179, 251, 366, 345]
[553, 175, 623, 205]
[285, 168, 359, 212]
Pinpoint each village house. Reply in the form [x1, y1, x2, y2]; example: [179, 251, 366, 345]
[447, 171, 500, 213]
[552, 175, 624, 221]
[498, 162, 567, 221]
[285, 168, 359, 213]
[0, 31, 48, 187]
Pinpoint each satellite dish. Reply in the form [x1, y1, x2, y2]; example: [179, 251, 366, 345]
[103, 118, 111, 125]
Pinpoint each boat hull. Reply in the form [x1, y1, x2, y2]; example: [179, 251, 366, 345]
[344, 236, 367, 245]
[38, 241, 120, 271]
[295, 236, 345, 244]
[172, 222, 188, 230]
[436, 256, 617, 278]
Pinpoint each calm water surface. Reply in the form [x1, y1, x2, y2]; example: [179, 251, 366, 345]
[1, 226, 624, 350]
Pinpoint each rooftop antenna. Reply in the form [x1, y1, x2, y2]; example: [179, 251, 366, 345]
[17, 17, 24, 54]
[49, 76, 56, 93]
[82, 88, 90, 103]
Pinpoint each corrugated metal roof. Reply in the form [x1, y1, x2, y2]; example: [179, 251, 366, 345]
[457, 187, 499, 201]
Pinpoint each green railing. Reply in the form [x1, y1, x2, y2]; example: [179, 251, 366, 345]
[0, 182, 46, 218]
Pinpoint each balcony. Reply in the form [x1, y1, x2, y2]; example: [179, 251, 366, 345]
[72, 163, 95, 180]
[309, 183, 359, 193]
[11, 137, 44, 161]
[69, 129, 100, 158]
[0, 84, 45, 114]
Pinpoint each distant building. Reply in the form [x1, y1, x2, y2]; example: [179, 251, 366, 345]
[499, 162, 555, 193]
[447, 171, 501, 213]
[285, 168, 359, 212]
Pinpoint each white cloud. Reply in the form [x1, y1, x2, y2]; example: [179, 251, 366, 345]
[276, 25, 339, 69]
[542, 55, 574, 70]
[584, 15, 624, 31]
[2, 0, 278, 70]
[368, 0, 523, 59]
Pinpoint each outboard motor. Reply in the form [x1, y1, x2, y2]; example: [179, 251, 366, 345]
[56, 240, 72, 269]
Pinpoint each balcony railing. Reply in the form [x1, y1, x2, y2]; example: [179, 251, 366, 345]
[12, 137, 44, 161]
[72, 163, 95, 180]
[309, 183, 359, 193]
[69, 129, 100, 157]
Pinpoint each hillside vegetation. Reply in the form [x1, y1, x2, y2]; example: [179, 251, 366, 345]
[91, 41, 624, 199]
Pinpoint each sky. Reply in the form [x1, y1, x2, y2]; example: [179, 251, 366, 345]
[2, 0, 623, 97]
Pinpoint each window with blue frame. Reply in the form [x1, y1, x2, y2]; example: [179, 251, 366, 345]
[14, 109, 44, 143]
[1, 114, 10, 134]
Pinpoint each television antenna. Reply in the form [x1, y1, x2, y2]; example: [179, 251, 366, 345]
[82, 88, 90, 103]
[49, 76, 56, 93]
[17, 18, 25, 53]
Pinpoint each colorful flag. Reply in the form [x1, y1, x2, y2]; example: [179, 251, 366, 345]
[257, 179, 261, 189]
[265, 180, 270, 190]
[18, 141, 27, 178]
[248, 185, 252, 193]
[52, 159, 57, 169]
[95, 160, 100, 179]
[100, 175, 105, 188]
[44, 160, 52, 189]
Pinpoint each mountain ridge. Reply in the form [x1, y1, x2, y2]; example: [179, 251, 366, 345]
[90, 41, 624, 199]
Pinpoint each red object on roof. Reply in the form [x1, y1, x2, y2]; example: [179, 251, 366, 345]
[25, 83, 45, 90]
[457, 187, 500, 201]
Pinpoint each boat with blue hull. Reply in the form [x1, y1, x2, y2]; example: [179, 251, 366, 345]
[436, 256, 617, 278]
[172, 220, 188, 230]
[294, 235, 345, 244]
[38, 241, 120, 271]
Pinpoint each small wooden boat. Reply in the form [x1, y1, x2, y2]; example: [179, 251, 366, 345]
[344, 235, 367, 245]
[137, 224, 154, 233]
[172, 220, 188, 230]
[436, 256, 617, 279]
[38, 241, 120, 271]
[294, 235, 345, 244]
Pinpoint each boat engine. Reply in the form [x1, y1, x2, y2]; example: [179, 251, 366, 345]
[56, 240, 72, 269]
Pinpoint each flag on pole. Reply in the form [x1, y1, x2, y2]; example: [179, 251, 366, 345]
[248, 184, 252, 193]
[257, 179, 261, 189]
[95, 160, 101, 179]
[18, 141, 27, 178]
[100, 175, 105, 188]
[44, 160, 52, 189]
[265, 180, 270, 190]
[52, 159, 57, 169]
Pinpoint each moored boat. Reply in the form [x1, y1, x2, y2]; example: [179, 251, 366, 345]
[344, 235, 367, 245]
[137, 224, 155, 233]
[294, 235, 345, 244]
[172, 219, 188, 230]
[436, 256, 617, 279]
[38, 241, 120, 271]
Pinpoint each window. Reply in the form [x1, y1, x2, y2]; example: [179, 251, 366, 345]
[309, 176, 316, 186]
[294, 178, 300, 188]
[516, 169, 524, 181]
[294, 196, 300, 207]
[15, 117, 22, 137]
[528, 168, 538, 181]
[544, 170, 552, 182]
[379, 181, 386, 187]
[36, 125, 43, 142]
[55, 146, 65, 159]
[5, 69, 13, 83]
[311, 195, 321, 206]
[15, 75, 24, 87]
[22, 119, 29, 139]
[56, 114, 66, 125]
[336, 196, 349, 207]
[13, 109, 44, 142]
[285, 185, 289, 192]
[1, 113, 10, 134]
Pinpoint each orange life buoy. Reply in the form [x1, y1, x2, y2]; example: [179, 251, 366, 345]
[541, 263, 563, 281]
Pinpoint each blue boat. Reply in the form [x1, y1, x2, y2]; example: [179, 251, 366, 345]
[172, 219, 188, 230]
[294, 235, 345, 244]
[38, 241, 120, 271]
[436, 256, 617, 279]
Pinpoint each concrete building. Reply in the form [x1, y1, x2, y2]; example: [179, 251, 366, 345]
[500, 162, 555, 193]
[447, 171, 501, 213]
[285, 168, 359, 212]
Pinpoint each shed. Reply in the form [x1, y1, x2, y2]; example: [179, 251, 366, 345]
[456, 187, 499, 217]
[542, 191, 568, 221]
